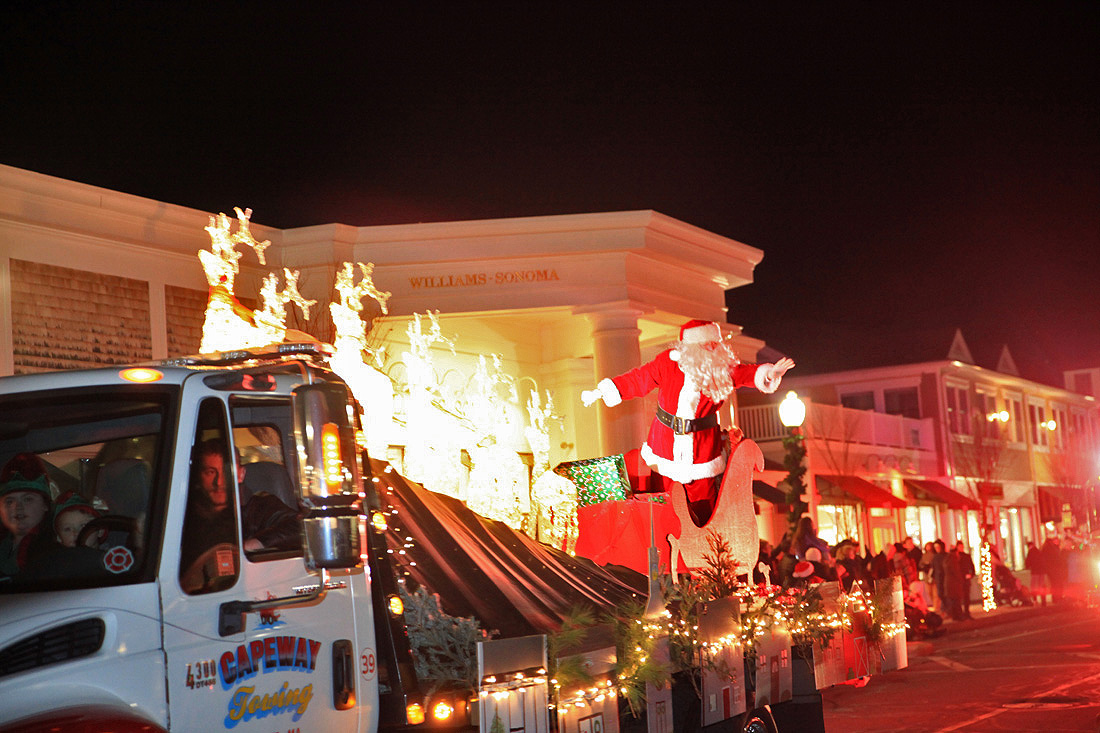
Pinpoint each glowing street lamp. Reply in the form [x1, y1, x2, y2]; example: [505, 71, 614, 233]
[778, 391, 809, 531]
[779, 391, 806, 429]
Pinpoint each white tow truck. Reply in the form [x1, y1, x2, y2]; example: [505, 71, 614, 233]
[0, 343, 472, 732]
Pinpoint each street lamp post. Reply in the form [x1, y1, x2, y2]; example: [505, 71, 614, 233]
[779, 391, 809, 533]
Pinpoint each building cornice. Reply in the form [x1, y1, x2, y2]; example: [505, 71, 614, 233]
[0, 163, 281, 256]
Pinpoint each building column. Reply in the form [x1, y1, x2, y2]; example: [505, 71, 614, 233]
[148, 280, 168, 360]
[581, 303, 649, 457]
[0, 256, 12, 376]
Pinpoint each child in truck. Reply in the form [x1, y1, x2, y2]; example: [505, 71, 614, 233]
[53, 491, 105, 548]
[0, 453, 58, 576]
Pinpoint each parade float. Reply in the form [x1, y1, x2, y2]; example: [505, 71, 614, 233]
[200, 209, 911, 731]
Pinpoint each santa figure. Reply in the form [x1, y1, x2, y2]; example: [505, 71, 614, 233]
[582, 319, 794, 525]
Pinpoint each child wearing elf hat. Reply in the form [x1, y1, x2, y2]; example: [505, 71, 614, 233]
[0, 453, 58, 576]
[53, 491, 104, 548]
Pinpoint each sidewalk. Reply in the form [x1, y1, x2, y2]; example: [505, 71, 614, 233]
[906, 601, 1051, 656]
[936, 600, 1047, 632]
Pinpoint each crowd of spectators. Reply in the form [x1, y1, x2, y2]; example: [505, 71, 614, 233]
[754, 519, 1100, 625]
[1024, 535, 1100, 606]
[754, 519, 994, 636]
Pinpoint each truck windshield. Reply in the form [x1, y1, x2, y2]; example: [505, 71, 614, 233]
[0, 386, 176, 593]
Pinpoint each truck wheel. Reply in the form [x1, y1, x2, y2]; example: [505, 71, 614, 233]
[739, 707, 778, 733]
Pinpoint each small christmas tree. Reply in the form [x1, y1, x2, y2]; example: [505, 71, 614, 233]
[398, 583, 486, 691]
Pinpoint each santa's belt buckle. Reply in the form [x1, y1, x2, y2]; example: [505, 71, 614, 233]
[673, 416, 688, 433]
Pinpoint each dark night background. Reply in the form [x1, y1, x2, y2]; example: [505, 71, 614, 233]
[2, 2, 1097, 385]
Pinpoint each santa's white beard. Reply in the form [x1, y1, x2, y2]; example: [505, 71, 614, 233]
[676, 340, 740, 402]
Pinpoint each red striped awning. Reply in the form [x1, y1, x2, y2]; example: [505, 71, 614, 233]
[903, 479, 978, 510]
[817, 474, 907, 509]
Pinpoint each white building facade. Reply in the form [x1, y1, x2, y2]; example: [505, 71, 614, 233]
[741, 334, 1100, 570]
[0, 163, 777, 538]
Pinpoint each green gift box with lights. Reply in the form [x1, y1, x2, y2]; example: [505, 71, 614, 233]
[553, 455, 632, 507]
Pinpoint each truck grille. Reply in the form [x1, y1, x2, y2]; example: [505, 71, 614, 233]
[0, 618, 106, 677]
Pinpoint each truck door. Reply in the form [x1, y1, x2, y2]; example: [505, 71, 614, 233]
[160, 385, 367, 732]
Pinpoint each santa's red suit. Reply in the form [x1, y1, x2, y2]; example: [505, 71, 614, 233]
[586, 320, 787, 523]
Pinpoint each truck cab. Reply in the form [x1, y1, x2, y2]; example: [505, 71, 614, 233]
[0, 345, 452, 732]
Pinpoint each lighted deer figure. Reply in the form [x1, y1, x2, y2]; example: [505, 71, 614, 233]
[198, 208, 314, 353]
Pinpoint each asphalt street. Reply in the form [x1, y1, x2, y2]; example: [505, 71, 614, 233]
[821, 604, 1100, 732]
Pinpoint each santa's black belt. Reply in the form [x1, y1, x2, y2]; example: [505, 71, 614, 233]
[655, 406, 718, 434]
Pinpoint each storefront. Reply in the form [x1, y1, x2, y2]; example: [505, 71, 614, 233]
[814, 474, 906, 550]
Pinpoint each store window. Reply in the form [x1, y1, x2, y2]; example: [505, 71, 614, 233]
[904, 505, 939, 547]
[817, 504, 861, 546]
[1051, 404, 1068, 450]
[998, 507, 1026, 570]
[840, 391, 875, 411]
[964, 511, 981, 553]
[945, 384, 970, 436]
[1006, 394, 1024, 443]
[884, 387, 920, 419]
[1028, 401, 1049, 448]
[976, 391, 999, 439]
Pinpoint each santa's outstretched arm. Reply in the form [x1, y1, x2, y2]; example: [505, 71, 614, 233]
[581, 357, 662, 407]
[754, 356, 796, 394]
[581, 378, 623, 407]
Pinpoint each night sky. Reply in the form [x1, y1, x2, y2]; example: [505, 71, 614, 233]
[2, 3, 1097, 386]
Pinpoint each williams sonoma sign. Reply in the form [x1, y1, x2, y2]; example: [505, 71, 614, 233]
[408, 269, 561, 289]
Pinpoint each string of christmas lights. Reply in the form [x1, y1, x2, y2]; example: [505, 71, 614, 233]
[980, 542, 997, 611]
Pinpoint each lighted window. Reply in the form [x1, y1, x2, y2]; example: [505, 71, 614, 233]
[1051, 405, 1067, 450]
[817, 504, 861, 545]
[1006, 395, 1024, 443]
[945, 384, 970, 436]
[840, 391, 875, 411]
[1028, 402, 1049, 448]
[976, 391, 999, 439]
[884, 387, 920, 419]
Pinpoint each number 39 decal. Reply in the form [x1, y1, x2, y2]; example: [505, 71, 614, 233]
[360, 648, 376, 680]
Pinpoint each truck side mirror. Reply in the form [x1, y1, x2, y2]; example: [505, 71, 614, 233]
[292, 381, 364, 570]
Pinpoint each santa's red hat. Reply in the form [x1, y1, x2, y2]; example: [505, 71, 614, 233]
[679, 319, 722, 344]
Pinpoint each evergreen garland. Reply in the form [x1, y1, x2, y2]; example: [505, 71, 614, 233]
[780, 429, 809, 531]
[398, 582, 487, 692]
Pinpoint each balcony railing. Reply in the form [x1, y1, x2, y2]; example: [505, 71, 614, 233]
[738, 401, 932, 451]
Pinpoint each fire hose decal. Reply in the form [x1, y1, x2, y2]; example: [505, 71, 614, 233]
[103, 546, 134, 574]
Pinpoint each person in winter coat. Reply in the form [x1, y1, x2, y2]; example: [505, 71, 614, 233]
[893, 541, 919, 591]
[930, 539, 948, 614]
[1042, 537, 1067, 603]
[870, 542, 896, 581]
[0, 453, 58, 577]
[919, 541, 938, 612]
[835, 540, 869, 592]
[1025, 541, 1047, 606]
[790, 516, 830, 560]
[945, 542, 975, 620]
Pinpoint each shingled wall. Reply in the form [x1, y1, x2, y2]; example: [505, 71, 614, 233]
[165, 284, 206, 358]
[11, 259, 152, 374]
